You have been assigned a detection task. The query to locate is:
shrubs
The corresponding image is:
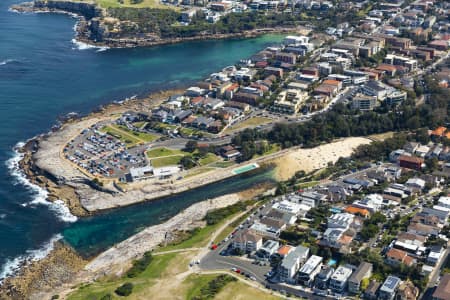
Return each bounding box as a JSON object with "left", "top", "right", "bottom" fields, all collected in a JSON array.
[
  {"left": 126, "top": 251, "right": 153, "bottom": 278},
  {"left": 191, "top": 275, "right": 237, "bottom": 300},
  {"left": 100, "top": 294, "right": 113, "bottom": 300},
  {"left": 204, "top": 201, "right": 249, "bottom": 225},
  {"left": 115, "top": 282, "right": 134, "bottom": 296}
]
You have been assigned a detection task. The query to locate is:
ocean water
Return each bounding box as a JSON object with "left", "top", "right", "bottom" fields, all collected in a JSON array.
[{"left": 0, "top": 0, "right": 282, "bottom": 281}]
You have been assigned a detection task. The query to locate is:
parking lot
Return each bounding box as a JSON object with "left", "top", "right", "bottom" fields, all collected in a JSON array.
[{"left": 63, "top": 122, "right": 148, "bottom": 179}]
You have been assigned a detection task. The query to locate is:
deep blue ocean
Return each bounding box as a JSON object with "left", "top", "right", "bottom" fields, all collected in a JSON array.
[{"left": 0, "top": 0, "right": 281, "bottom": 280}]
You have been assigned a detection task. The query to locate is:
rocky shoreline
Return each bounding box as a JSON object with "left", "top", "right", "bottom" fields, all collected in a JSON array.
[
  {"left": 0, "top": 190, "right": 265, "bottom": 300},
  {"left": 0, "top": 242, "right": 87, "bottom": 300},
  {"left": 11, "top": 1, "right": 297, "bottom": 49},
  {"left": 75, "top": 27, "right": 297, "bottom": 49},
  {"left": 16, "top": 89, "right": 184, "bottom": 217}
]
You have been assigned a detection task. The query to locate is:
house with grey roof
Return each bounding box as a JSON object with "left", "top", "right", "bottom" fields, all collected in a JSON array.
[
  {"left": 232, "top": 229, "right": 263, "bottom": 253},
  {"left": 348, "top": 262, "right": 373, "bottom": 293},
  {"left": 378, "top": 275, "right": 401, "bottom": 300},
  {"left": 279, "top": 245, "right": 310, "bottom": 283}
]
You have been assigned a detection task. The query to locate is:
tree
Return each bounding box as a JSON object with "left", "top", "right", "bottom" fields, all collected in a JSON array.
[
  {"left": 360, "top": 224, "right": 378, "bottom": 241},
  {"left": 415, "top": 128, "right": 430, "bottom": 145},
  {"left": 180, "top": 156, "right": 196, "bottom": 169},
  {"left": 275, "top": 182, "right": 287, "bottom": 195},
  {"left": 184, "top": 140, "right": 198, "bottom": 152},
  {"left": 115, "top": 283, "right": 133, "bottom": 296},
  {"left": 361, "top": 278, "right": 370, "bottom": 291},
  {"left": 426, "top": 157, "right": 439, "bottom": 172}
]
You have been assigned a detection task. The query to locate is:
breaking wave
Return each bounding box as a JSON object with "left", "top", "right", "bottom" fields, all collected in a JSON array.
[
  {"left": 0, "top": 59, "right": 15, "bottom": 66},
  {"left": 0, "top": 234, "right": 63, "bottom": 283},
  {"left": 71, "top": 39, "right": 109, "bottom": 52},
  {"left": 6, "top": 142, "right": 77, "bottom": 223}
]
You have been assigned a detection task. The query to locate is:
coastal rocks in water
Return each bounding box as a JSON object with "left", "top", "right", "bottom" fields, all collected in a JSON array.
[
  {"left": 18, "top": 142, "right": 89, "bottom": 217},
  {"left": 0, "top": 243, "right": 87, "bottom": 300},
  {"left": 33, "top": 0, "right": 103, "bottom": 19}
]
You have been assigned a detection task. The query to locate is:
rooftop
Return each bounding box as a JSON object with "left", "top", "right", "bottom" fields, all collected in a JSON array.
[
  {"left": 380, "top": 275, "right": 401, "bottom": 293},
  {"left": 281, "top": 245, "right": 309, "bottom": 270},
  {"left": 331, "top": 265, "right": 353, "bottom": 282},
  {"left": 278, "top": 245, "right": 293, "bottom": 256},
  {"left": 299, "top": 255, "right": 323, "bottom": 275},
  {"left": 349, "top": 262, "right": 372, "bottom": 283}
]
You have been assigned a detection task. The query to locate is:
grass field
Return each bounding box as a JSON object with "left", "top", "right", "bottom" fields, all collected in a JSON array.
[
  {"left": 67, "top": 208, "right": 280, "bottom": 300},
  {"left": 225, "top": 117, "right": 272, "bottom": 133},
  {"left": 215, "top": 281, "right": 282, "bottom": 300},
  {"left": 147, "top": 148, "right": 220, "bottom": 169},
  {"left": 296, "top": 181, "right": 320, "bottom": 189},
  {"left": 183, "top": 274, "right": 220, "bottom": 300},
  {"left": 116, "top": 125, "right": 158, "bottom": 142},
  {"left": 211, "top": 161, "right": 236, "bottom": 168},
  {"left": 184, "top": 167, "right": 215, "bottom": 178},
  {"left": 147, "top": 147, "right": 187, "bottom": 158},
  {"left": 150, "top": 155, "right": 183, "bottom": 167},
  {"left": 101, "top": 124, "right": 158, "bottom": 148},
  {"left": 73, "top": 0, "right": 175, "bottom": 9},
  {"left": 67, "top": 252, "right": 178, "bottom": 300},
  {"left": 101, "top": 125, "right": 141, "bottom": 148},
  {"left": 198, "top": 153, "right": 220, "bottom": 165},
  {"left": 147, "top": 147, "right": 188, "bottom": 167},
  {"left": 147, "top": 147, "right": 188, "bottom": 158}
]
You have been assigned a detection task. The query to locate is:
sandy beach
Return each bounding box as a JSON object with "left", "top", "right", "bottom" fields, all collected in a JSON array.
[{"left": 272, "top": 137, "right": 372, "bottom": 181}]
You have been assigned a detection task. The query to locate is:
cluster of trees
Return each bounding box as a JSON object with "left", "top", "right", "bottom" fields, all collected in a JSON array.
[
  {"left": 107, "top": 8, "right": 345, "bottom": 39},
  {"left": 360, "top": 212, "right": 386, "bottom": 241},
  {"left": 204, "top": 201, "right": 250, "bottom": 225},
  {"left": 126, "top": 251, "right": 153, "bottom": 278},
  {"left": 305, "top": 204, "right": 331, "bottom": 229},
  {"left": 279, "top": 229, "right": 316, "bottom": 245},
  {"left": 232, "top": 75, "right": 450, "bottom": 160},
  {"left": 108, "top": 8, "right": 180, "bottom": 35}
]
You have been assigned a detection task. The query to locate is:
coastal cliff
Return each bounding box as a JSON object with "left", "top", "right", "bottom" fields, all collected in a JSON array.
[
  {"left": 12, "top": 1, "right": 298, "bottom": 48},
  {"left": 33, "top": 0, "right": 103, "bottom": 19}
]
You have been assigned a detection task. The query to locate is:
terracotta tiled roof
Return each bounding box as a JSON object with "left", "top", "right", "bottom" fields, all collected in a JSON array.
[
  {"left": 277, "top": 245, "right": 293, "bottom": 256},
  {"left": 387, "top": 248, "right": 407, "bottom": 261},
  {"left": 431, "top": 126, "right": 447, "bottom": 136},
  {"left": 345, "top": 206, "right": 370, "bottom": 217}
]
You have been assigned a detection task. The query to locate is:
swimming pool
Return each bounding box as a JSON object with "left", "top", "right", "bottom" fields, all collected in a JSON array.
[
  {"left": 232, "top": 163, "right": 260, "bottom": 175},
  {"left": 328, "top": 259, "right": 337, "bottom": 266}
]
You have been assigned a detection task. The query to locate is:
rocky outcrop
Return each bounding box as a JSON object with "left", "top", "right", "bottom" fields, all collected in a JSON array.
[
  {"left": 0, "top": 243, "right": 87, "bottom": 300},
  {"left": 34, "top": 0, "right": 103, "bottom": 19}
]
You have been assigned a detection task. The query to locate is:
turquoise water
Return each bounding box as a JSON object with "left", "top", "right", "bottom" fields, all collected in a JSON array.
[
  {"left": 232, "top": 163, "right": 259, "bottom": 174},
  {"left": 328, "top": 259, "right": 337, "bottom": 266},
  {"left": 0, "top": 0, "right": 283, "bottom": 278},
  {"left": 64, "top": 168, "right": 275, "bottom": 258}
]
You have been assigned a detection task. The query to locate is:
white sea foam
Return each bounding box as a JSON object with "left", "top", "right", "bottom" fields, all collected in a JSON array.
[
  {"left": 7, "top": 7, "right": 23, "bottom": 14},
  {"left": 0, "top": 234, "right": 63, "bottom": 283},
  {"left": 0, "top": 214, "right": 6, "bottom": 219},
  {"left": 0, "top": 59, "right": 15, "bottom": 66},
  {"left": 71, "top": 38, "right": 109, "bottom": 52},
  {"left": 6, "top": 142, "right": 77, "bottom": 223}
]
